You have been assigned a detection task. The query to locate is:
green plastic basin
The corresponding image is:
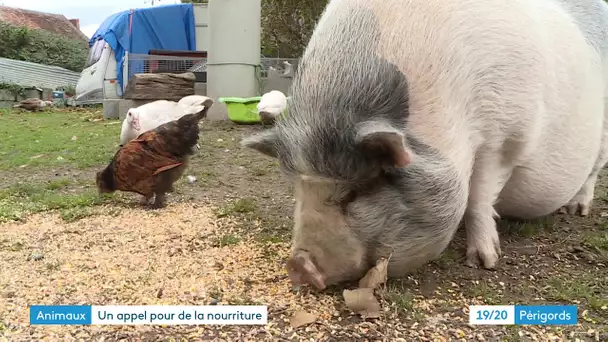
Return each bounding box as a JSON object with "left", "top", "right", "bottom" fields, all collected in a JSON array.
[
  {"left": 219, "top": 96, "right": 289, "bottom": 125},
  {"left": 219, "top": 96, "right": 263, "bottom": 124}
]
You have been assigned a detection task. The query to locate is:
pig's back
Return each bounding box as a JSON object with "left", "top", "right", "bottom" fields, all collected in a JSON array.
[
  {"left": 496, "top": 0, "right": 608, "bottom": 218},
  {"left": 296, "top": 0, "right": 595, "bottom": 166},
  {"left": 296, "top": 0, "right": 606, "bottom": 216}
]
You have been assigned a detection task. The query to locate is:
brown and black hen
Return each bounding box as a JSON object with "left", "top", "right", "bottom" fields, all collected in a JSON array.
[{"left": 96, "top": 98, "right": 213, "bottom": 208}]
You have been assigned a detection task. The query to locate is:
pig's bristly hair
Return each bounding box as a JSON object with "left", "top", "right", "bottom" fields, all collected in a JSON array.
[
  {"left": 272, "top": 5, "right": 410, "bottom": 184},
  {"left": 241, "top": 2, "right": 469, "bottom": 283}
]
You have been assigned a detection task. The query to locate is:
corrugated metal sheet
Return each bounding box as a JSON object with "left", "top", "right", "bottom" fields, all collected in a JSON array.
[{"left": 0, "top": 57, "right": 80, "bottom": 89}]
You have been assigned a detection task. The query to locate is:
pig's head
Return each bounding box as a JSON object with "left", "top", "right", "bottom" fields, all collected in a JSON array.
[
  {"left": 239, "top": 24, "right": 423, "bottom": 288},
  {"left": 242, "top": 118, "right": 415, "bottom": 289},
  {"left": 241, "top": 5, "right": 465, "bottom": 290}
]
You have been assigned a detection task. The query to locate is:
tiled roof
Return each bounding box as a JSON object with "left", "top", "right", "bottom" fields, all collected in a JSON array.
[{"left": 0, "top": 6, "right": 88, "bottom": 42}]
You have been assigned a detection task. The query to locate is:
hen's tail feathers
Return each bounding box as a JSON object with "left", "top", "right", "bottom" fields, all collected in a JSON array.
[
  {"left": 180, "top": 98, "right": 214, "bottom": 123},
  {"left": 173, "top": 98, "right": 214, "bottom": 138}
]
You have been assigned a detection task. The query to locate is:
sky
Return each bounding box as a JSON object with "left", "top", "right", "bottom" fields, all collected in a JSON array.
[{"left": 0, "top": 0, "right": 181, "bottom": 38}]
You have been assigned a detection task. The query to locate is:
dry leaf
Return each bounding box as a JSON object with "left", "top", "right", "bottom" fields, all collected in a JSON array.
[
  {"left": 290, "top": 310, "right": 317, "bottom": 328},
  {"left": 358, "top": 258, "right": 389, "bottom": 289},
  {"left": 343, "top": 288, "right": 381, "bottom": 318}
]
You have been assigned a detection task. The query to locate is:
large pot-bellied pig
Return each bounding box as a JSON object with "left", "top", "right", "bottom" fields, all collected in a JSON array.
[{"left": 241, "top": 0, "right": 608, "bottom": 290}]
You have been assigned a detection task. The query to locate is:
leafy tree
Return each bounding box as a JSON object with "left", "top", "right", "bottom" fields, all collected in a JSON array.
[
  {"left": 179, "top": 0, "right": 326, "bottom": 58},
  {"left": 260, "top": 0, "right": 327, "bottom": 57},
  {"left": 0, "top": 23, "right": 89, "bottom": 72}
]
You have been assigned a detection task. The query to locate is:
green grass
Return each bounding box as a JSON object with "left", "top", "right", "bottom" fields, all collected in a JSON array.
[
  {"left": 214, "top": 198, "right": 257, "bottom": 218},
  {"left": 387, "top": 290, "right": 415, "bottom": 312},
  {"left": 583, "top": 231, "right": 608, "bottom": 251},
  {"left": 0, "top": 110, "right": 121, "bottom": 170},
  {"left": 465, "top": 280, "right": 502, "bottom": 305},
  {"left": 59, "top": 207, "right": 96, "bottom": 223},
  {"left": 545, "top": 275, "right": 608, "bottom": 313},
  {"left": 197, "top": 170, "right": 218, "bottom": 187},
  {"left": 431, "top": 246, "right": 462, "bottom": 268},
  {"left": 382, "top": 284, "right": 426, "bottom": 320},
  {"left": 212, "top": 234, "right": 241, "bottom": 247},
  {"left": 500, "top": 216, "right": 557, "bottom": 238},
  {"left": 0, "top": 181, "right": 116, "bottom": 223},
  {"left": 258, "top": 234, "right": 286, "bottom": 244},
  {"left": 45, "top": 178, "right": 71, "bottom": 190}
]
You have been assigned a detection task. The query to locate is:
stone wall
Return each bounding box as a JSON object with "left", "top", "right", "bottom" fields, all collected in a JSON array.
[{"left": 0, "top": 87, "right": 53, "bottom": 108}]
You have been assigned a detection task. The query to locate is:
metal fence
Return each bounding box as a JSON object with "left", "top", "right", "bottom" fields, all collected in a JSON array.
[
  {"left": 259, "top": 58, "right": 300, "bottom": 78},
  {"left": 126, "top": 53, "right": 208, "bottom": 84},
  {"left": 124, "top": 54, "right": 300, "bottom": 96},
  {"left": 125, "top": 54, "right": 300, "bottom": 84}
]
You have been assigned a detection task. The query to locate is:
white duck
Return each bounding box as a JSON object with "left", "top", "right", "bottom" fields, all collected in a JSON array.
[
  {"left": 119, "top": 96, "right": 213, "bottom": 146},
  {"left": 257, "top": 90, "right": 288, "bottom": 126}
]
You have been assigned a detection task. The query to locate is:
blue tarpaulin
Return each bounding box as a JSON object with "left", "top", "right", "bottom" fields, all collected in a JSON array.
[{"left": 89, "top": 4, "right": 196, "bottom": 92}]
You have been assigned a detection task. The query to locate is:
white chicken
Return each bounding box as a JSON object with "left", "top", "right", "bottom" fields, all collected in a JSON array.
[
  {"left": 119, "top": 96, "right": 213, "bottom": 146},
  {"left": 257, "top": 90, "right": 288, "bottom": 126},
  {"left": 282, "top": 61, "right": 294, "bottom": 77}
]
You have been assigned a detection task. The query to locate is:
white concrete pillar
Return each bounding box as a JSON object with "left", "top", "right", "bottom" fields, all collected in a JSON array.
[{"left": 206, "top": 0, "right": 261, "bottom": 120}]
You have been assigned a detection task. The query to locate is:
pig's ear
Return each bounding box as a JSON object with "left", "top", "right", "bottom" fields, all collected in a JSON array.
[
  {"left": 241, "top": 129, "right": 279, "bottom": 158},
  {"left": 355, "top": 120, "right": 412, "bottom": 168}
]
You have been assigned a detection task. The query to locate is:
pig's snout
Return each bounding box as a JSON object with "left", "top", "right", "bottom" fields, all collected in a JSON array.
[{"left": 286, "top": 249, "right": 326, "bottom": 290}]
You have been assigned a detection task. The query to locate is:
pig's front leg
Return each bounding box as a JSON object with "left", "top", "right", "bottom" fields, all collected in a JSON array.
[
  {"left": 464, "top": 152, "right": 512, "bottom": 269},
  {"left": 564, "top": 172, "right": 600, "bottom": 216}
]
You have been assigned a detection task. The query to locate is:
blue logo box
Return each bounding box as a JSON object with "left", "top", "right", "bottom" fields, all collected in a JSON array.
[
  {"left": 514, "top": 305, "right": 577, "bottom": 325},
  {"left": 30, "top": 305, "right": 92, "bottom": 325}
]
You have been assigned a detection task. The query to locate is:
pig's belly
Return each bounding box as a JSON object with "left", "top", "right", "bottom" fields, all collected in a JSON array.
[{"left": 496, "top": 144, "right": 598, "bottom": 220}]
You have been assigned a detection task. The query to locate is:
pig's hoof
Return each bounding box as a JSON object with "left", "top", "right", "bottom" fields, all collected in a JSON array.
[
  {"left": 563, "top": 197, "right": 592, "bottom": 217},
  {"left": 562, "top": 184, "right": 595, "bottom": 217},
  {"left": 465, "top": 248, "right": 500, "bottom": 269},
  {"left": 465, "top": 233, "right": 501, "bottom": 269}
]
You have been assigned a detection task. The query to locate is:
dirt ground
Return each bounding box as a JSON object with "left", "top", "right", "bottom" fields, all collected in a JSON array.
[{"left": 0, "top": 115, "right": 607, "bottom": 341}]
